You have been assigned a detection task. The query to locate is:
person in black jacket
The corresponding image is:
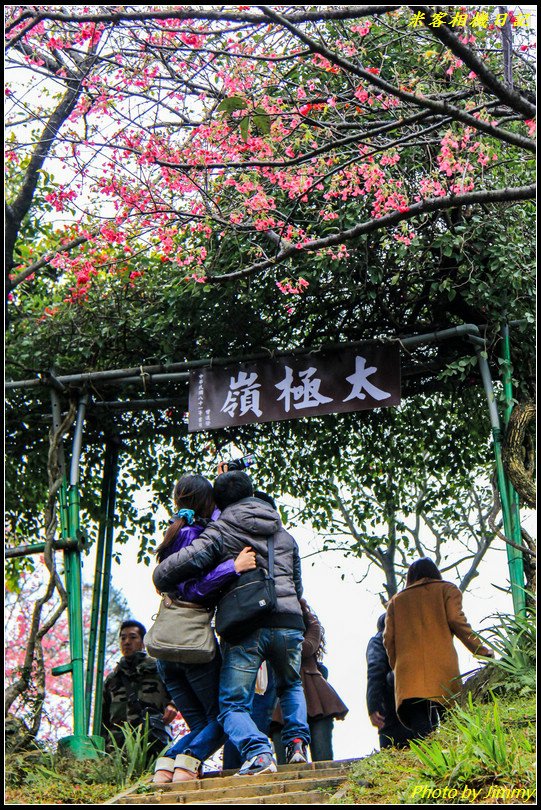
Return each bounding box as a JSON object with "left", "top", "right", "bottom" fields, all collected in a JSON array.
[{"left": 366, "top": 614, "right": 412, "bottom": 749}]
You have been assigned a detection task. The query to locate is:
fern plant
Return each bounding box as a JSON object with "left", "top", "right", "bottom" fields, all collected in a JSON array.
[{"left": 480, "top": 605, "right": 536, "bottom": 696}]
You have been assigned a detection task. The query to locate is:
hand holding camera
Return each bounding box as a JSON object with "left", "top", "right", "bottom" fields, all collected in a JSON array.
[{"left": 218, "top": 453, "right": 256, "bottom": 474}]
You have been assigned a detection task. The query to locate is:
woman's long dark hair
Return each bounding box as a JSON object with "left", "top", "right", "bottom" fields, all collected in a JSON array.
[
  {"left": 300, "top": 598, "right": 326, "bottom": 660},
  {"left": 406, "top": 557, "right": 442, "bottom": 587},
  {"left": 155, "top": 474, "right": 214, "bottom": 562}
]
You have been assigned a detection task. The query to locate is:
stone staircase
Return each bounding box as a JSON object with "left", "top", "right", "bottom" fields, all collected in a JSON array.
[{"left": 106, "top": 759, "right": 360, "bottom": 805}]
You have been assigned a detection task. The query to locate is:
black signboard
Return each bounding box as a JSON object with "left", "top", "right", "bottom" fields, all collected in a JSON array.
[{"left": 188, "top": 344, "right": 401, "bottom": 432}]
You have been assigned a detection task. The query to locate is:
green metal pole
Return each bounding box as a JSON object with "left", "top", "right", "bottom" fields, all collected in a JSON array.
[
  {"left": 65, "top": 394, "right": 89, "bottom": 738},
  {"left": 471, "top": 341, "right": 526, "bottom": 615},
  {"left": 92, "top": 440, "right": 120, "bottom": 737},
  {"left": 84, "top": 445, "right": 112, "bottom": 731},
  {"left": 49, "top": 388, "right": 72, "bottom": 676},
  {"left": 50, "top": 386, "right": 73, "bottom": 687},
  {"left": 51, "top": 392, "right": 102, "bottom": 758},
  {"left": 5, "top": 538, "right": 84, "bottom": 559},
  {"left": 50, "top": 390, "right": 70, "bottom": 542},
  {"left": 500, "top": 325, "right": 526, "bottom": 614}
]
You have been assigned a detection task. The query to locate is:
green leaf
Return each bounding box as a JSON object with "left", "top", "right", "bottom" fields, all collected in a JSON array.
[
  {"left": 217, "top": 96, "right": 248, "bottom": 114},
  {"left": 252, "top": 113, "right": 271, "bottom": 135},
  {"left": 239, "top": 116, "right": 250, "bottom": 141}
]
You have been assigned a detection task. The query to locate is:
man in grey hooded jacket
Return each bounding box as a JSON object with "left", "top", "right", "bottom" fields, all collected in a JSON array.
[{"left": 153, "top": 471, "right": 310, "bottom": 776}]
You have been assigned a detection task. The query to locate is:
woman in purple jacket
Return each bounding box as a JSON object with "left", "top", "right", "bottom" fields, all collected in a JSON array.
[{"left": 152, "top": 474, "right": 256, "bottom": 784}]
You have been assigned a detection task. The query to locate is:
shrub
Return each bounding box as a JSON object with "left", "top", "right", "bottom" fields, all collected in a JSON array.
[{"left": 103, "top": 717, "right": 167, "bottom": 786}]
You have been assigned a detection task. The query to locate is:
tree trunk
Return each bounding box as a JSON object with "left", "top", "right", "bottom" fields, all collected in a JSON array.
[
  {"left": 4, "top": 401, "right": 75, "bottom": 727},
  {"left": 502, "top": 402, "right": 536, "bottom": 508}
]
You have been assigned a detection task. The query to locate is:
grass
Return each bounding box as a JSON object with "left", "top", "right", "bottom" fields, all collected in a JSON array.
[
  {"left": 4, "top": 721, "right": 164, "bottom": 805},
  {"left": 5, "top": 694, "right": 536, "bottom": 806},
  {"left": 6, "top": 696, "right": 536, "bottom": 805},
  {"left": 331, "top": 694, "right": 536, "bottom": 805},
  {"left": 5, "top": 696, "right": 536, "bottom": 805},
  {"left": 4, "top": 749, "right": 122, "bottom": 805}
]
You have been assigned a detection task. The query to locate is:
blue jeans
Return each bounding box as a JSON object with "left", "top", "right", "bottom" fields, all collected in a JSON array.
[
  {"left": 219, "top": 628, "right": 310, "bottom": 762},
  {"left": 222, "top": 667, "right": 277, "bottom": 770},
  {"left": 273, "top": 716, "right": 334, "bottom": 763},
  {"left": 156, "top": 652, "right": 226, "bottom": 762}
]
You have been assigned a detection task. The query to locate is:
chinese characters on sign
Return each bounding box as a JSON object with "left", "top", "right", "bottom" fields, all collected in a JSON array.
[
  {"left": 188, "top": 344, "right": 401, "bottom": 432},
  {"left": 408, "top": 10, "right": 531, "bottom": 28}
]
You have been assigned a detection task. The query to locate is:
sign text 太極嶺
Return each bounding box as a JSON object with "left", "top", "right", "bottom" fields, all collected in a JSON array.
[{"left": 188, "top": 344, "right": 401, "bottom": 432}]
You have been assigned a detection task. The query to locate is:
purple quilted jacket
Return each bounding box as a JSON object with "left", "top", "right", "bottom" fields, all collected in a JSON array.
[{"left": 161, "top": 509, "right": 238, "bottom": 605}]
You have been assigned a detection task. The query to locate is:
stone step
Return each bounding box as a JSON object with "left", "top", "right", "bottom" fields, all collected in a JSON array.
[
  {"left": 164, "top": 762, "right": 354, "bottom": 793},
  {"left": 109, "top": 759, "right": 362, "bottom": 805},
  {"left": 186, "top": 789, "right": 336, "bottom": 804},
  {"left": 121, "top": 775, "right": 345, "bottom": 804}
]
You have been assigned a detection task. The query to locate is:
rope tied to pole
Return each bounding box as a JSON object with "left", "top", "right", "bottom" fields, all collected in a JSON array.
[{"left": 139, "top": 366, "right": 150, "bottom": 393}]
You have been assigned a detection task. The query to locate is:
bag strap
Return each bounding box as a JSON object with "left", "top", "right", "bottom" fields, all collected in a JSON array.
[
  {"left": 161, "top": 593, "right": 210, "bottom": 611},
  {"left": 268, "top": 534, "right": 275, "bottom": 580}
]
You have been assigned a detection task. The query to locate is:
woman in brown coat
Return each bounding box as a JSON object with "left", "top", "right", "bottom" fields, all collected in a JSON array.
[
  {"left": 271, "top": 599, "right": 348, "bottom": 762},
  {"left": 383, "top": 558, "right": 492, "bottom": 739}
]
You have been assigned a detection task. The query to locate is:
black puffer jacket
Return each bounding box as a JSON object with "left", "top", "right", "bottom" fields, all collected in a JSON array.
[
  {"left": 153, "top": 496, "right": 304, "bottom": 632},
  {"left": 366, "top": 631, "right": 399, "bottom": 729}
]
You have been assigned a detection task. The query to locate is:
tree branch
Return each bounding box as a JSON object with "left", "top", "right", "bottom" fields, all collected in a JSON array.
[
  {"left": 8, "top": 234, "right": 91, "bottom": 292},
  {"left": 258, "top": 5, "right": 536, "bottom": 153},
  {"left": 6, "top": 6, "right": 401, "bottom": 47},
  {"left": 5, "top": 35, "right": 104, "bottom": 289},
  {"left": 413, "top": 6, "right": 535, "bottom": 117},
  {"left": 207, "top": 183, "right": 536, "bottom": 282}
]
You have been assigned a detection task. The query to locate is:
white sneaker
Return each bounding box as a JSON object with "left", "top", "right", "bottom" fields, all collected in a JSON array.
[{"left": 236, "top": 752, "right": 277, "bottom": 776}]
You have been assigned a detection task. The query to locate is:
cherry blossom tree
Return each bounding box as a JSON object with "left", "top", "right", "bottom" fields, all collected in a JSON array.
[
  {"left": 5, "top": 5, "right": 535, "bottom": 305},
  {"left": 5, "top": 565, "right": 131, "bottom": 747}
]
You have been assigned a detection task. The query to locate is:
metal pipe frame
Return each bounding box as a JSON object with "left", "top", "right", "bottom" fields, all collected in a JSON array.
[
  {"left": 500, "top": 324, "right": 527, "bottom": 613},
  {"left": 404, "top": 323, "right": 526, "bottom": 614},
  {"left": 85, "top": 442, "right": 113, "bottom": 732},
  {"left": 92, "top": 440, "right": 120, "bottom": 738},
  {"left": 65, "top": 394, "right": 89, "bottom": 736},
  {"left": 91, "top": 397, "right": 187, "bottom": 412},
  {"left": 6, "top": 331, "right": 496, "bottom": 392},
  {"left": 16, "top": 317, "right": 530, "bottom": 745},
  {"left": 6, "top": 538, "right": 85, "bottom": 559},
  {"left": 8, "top": 322, "right": 529, "bottom": 395}
]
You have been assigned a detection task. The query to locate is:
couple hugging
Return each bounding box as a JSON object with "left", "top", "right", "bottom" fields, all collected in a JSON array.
[{"left": 151, "top": 470, "right": 310, "bottom": 782}]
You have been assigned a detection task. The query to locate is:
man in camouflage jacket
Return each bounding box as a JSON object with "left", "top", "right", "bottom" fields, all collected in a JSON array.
[{"left": 101, "top": 620, "right": 177, "bottom": 752}]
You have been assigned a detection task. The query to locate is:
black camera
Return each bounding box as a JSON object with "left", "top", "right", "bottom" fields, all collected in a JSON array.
[{"left": 224, "top": 453, "right": 256, "bottom": 471}]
